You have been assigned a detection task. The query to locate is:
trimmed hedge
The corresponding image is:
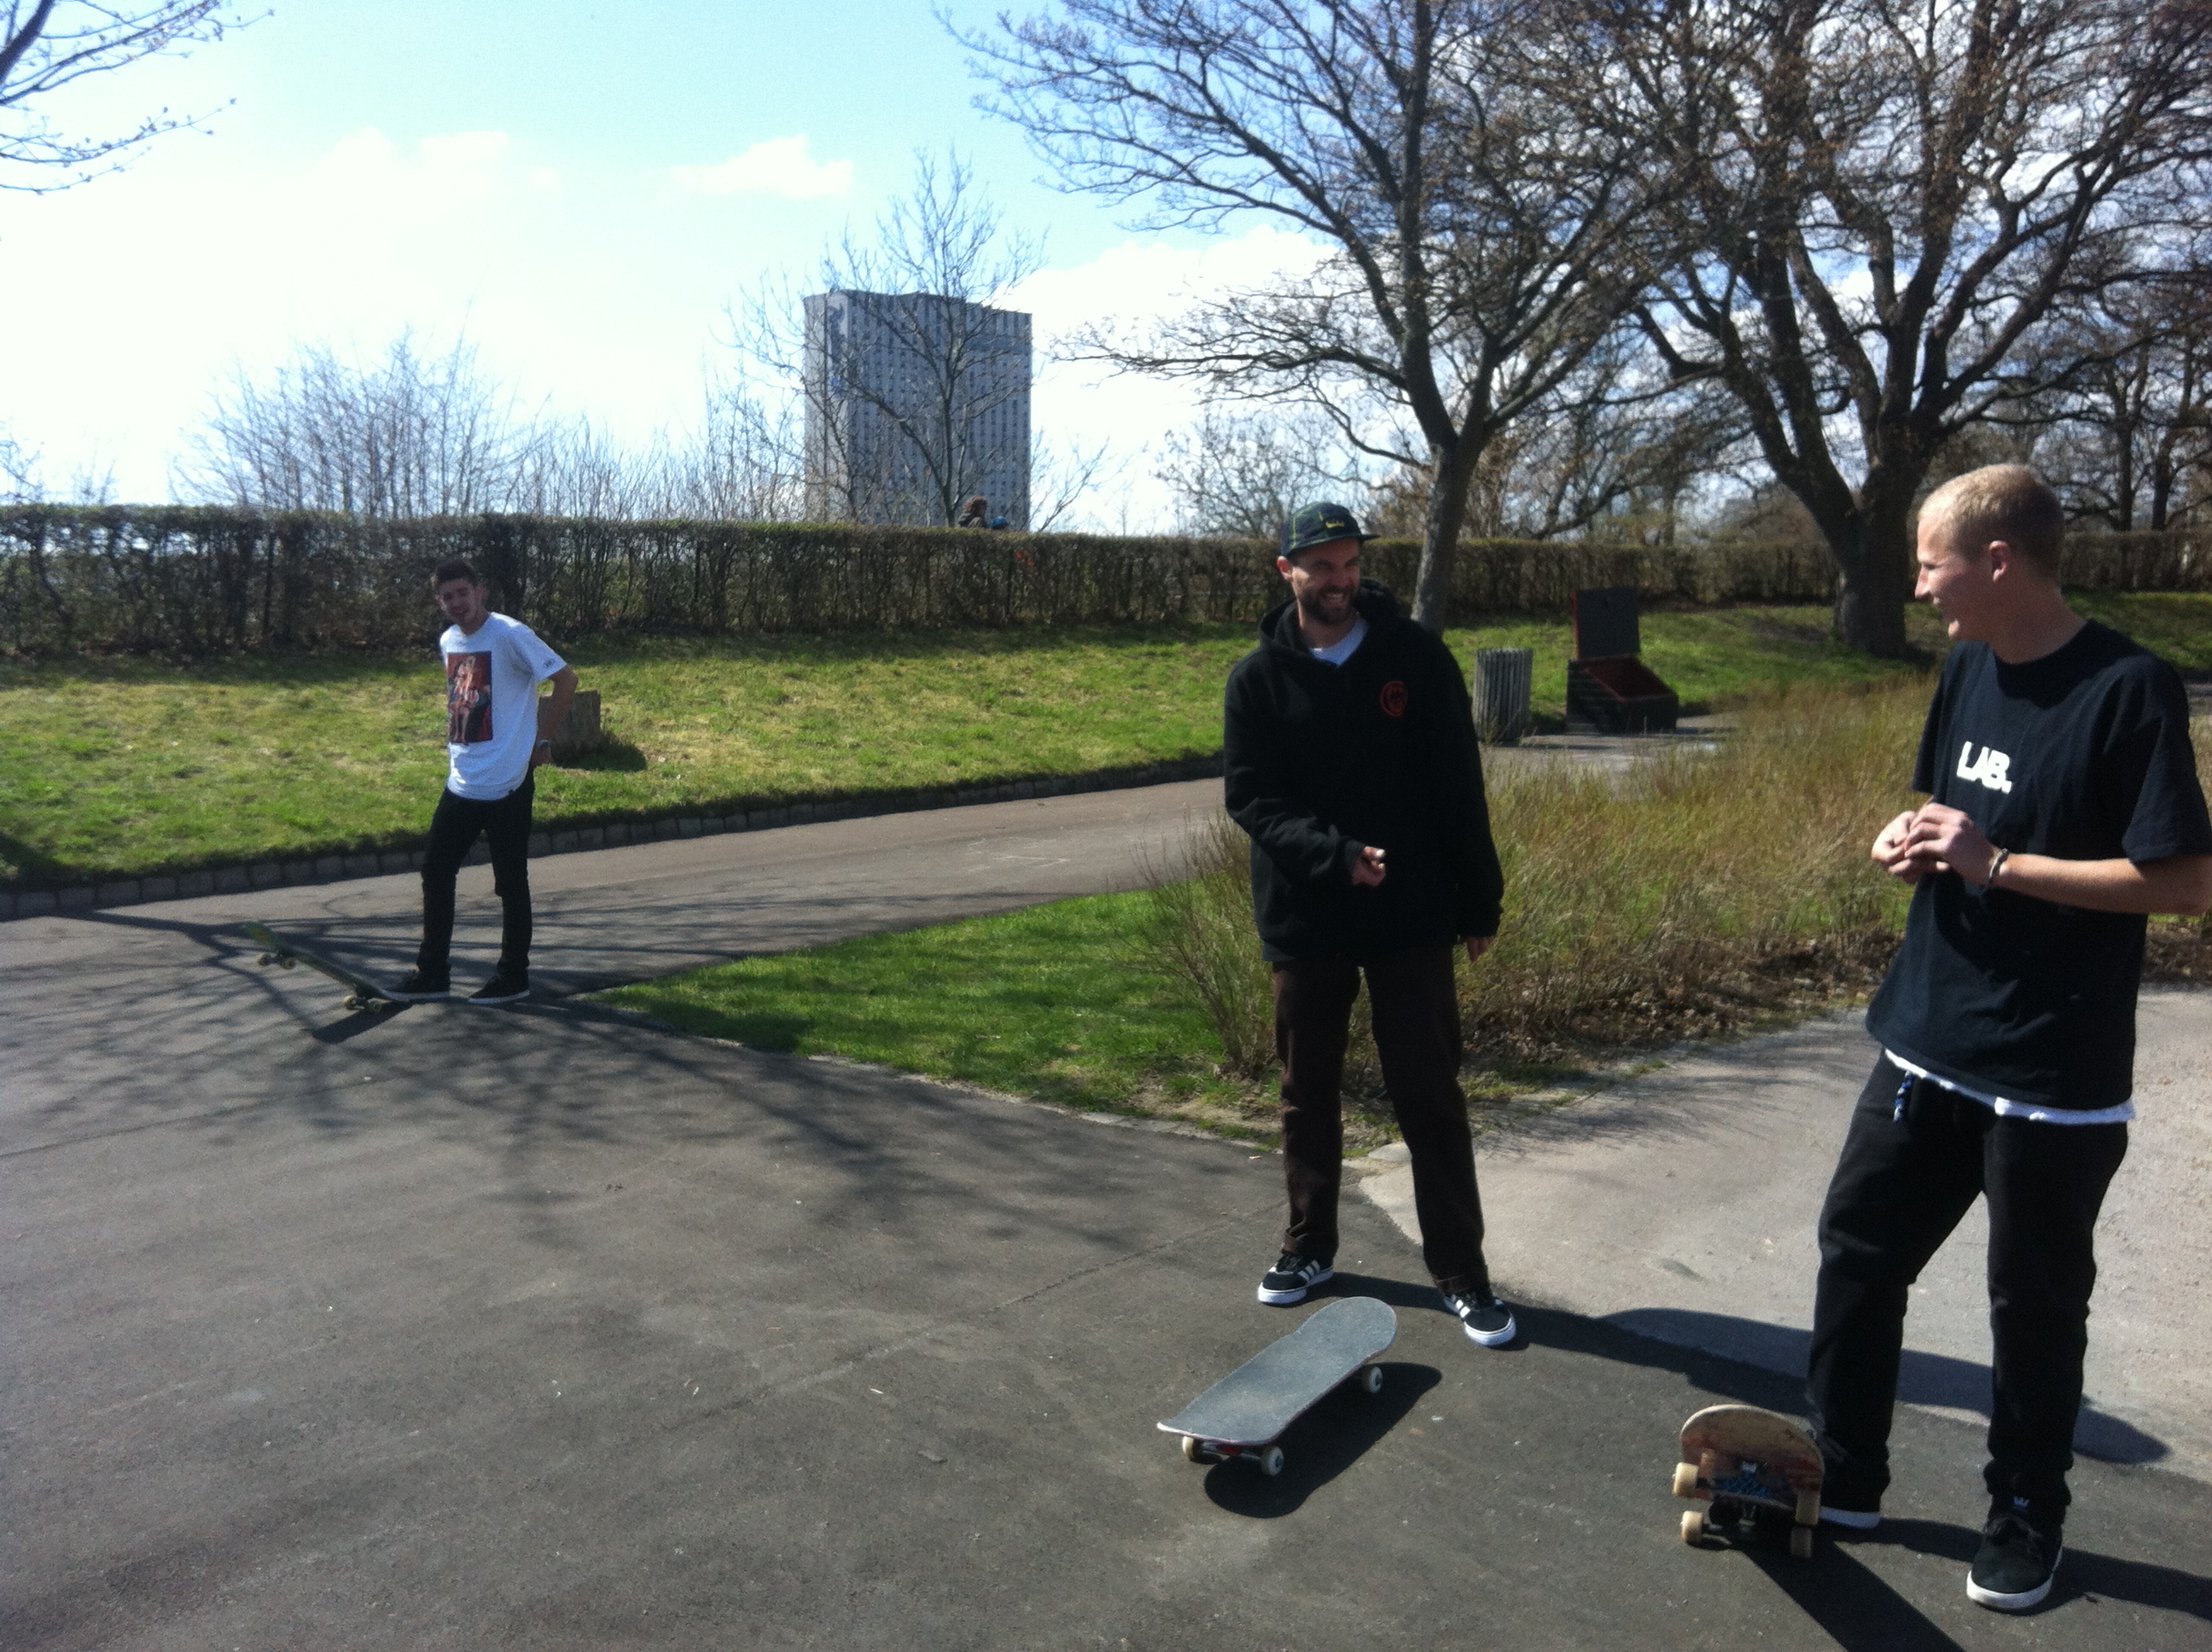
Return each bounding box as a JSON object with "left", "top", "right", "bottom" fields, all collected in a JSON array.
[{"left": 2, "top": 505, "right": 2202, "bottom": 655}]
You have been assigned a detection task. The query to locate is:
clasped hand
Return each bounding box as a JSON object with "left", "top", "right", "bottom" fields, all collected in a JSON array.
[{"left": 1871, "top": 802, "right": 2000, "bottom": 887}]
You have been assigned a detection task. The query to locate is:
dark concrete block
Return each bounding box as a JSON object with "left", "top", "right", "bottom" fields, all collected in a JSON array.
[
  {"left": 678, "top": 818, "right": 703, "bottom": 838},
  {"left": 315, "top": 856, "right": 346, "bottom": 880},
  {"left": 143, "top": 876, "right": 178, "bottom": 902},
  {"left": 179, "top": 871, "right": 215, "bottom": 899},
  {"left": 58, "top": 887, "right": 95, "bottom": 912},
  {"left": 16, "top": 890, "right": 58, "bottom": 918},
  {"left": 528, "top": 834, "right": 552, "bottom": 856},
  {"left": 343, "top": 854, "right": 379, "bottom": 878},
  {"left": 215, "top": 866, "right": 253, "bottom": 893},
  {"left": 96, "top": 880, "right": 141, "bottom": 907}
]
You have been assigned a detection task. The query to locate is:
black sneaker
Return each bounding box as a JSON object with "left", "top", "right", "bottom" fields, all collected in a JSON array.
[
  {"left": 1967, "top": 1498, "right": 2064, "bottom": 1612},
  {"left": 468, "top": 971, "right": 530, "bottom": 1005},
  {"left": 1257, "top": 1252, "right": 1333, "bottom": 1305},
  {"left": 389, "top": 968, "right": 451, "bottom": 1001},
  {"left": 1443, "top": 1290, "right": 1517, "bottom": 1347}
]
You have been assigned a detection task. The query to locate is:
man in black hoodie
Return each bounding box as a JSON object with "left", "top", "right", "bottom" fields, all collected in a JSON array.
[{"left": 1223, "top": 502, "right": 1516, "bottom": 1347}]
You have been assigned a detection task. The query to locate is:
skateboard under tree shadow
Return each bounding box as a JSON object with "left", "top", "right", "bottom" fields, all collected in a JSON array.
[
  {"left": 1158, "top": 1296, "right": 1396, "bottom": 1476},
  {"left": 1672, "top": 1403, "right": 1824, "bottom": 1559},
  {"left": 243, "top": 920, "right": 400, "bottom": 1014}
]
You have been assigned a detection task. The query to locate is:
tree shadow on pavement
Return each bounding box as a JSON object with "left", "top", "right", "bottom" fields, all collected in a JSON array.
[{"left": 1199, "top": 1361, "right": 1440, "bottom": 1519}]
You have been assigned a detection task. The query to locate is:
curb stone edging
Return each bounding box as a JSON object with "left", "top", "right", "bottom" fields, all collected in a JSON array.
[{"left": 0, "top": 753, "right": 1226, "bottom": 921}]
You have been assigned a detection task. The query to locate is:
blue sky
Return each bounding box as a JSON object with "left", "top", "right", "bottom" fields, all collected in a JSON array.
[{"left": 0, "top": 0, "right": 1318, "bottom": 515}]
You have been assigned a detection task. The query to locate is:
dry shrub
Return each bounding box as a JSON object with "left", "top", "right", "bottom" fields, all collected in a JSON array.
[{"left": 1144, "top": 678, "right": 1936, "bottom": 1077}]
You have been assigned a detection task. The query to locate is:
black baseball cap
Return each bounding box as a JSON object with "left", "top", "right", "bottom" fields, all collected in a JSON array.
[{"left": 1279, "top": 501, "right": 1375, "bottom": 559}]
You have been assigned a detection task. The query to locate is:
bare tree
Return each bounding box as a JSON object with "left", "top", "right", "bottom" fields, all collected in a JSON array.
[
  {"left": 1990, "top": 274, "right": 2212, "bottom": 532},
  {"left": 1155, "top": 407, "right": 1357, "bottom": 538},
  {"left": 2, "top": 1, "right": 251, "bottom": 190},
  {"left": 177, "top": 332, "right": 544, "bottom": 517},
  {"left": 732, "top": 152, "right": 1041, "bottom": 527},
  {"left": 1030, "top": 430, "right": 1121, "bottom": 530},
  {"left": 1551, "top": 0, "right": 2212, "bottom": 654},
  {"left": 967, "top": 0, "right": 1650, "bottom": 628}
]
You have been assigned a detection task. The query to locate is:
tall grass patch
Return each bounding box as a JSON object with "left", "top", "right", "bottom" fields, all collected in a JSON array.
[{"left": 1145, "top": 680, "right": 1934, "bottom": 1080}]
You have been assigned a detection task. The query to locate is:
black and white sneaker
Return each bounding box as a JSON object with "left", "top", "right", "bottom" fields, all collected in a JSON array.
[
  {"left": 1967, "top": 1498, "right": 2063, "bottom": 1612},
  {"left": 389, "top": 968, "right": 451, "bottom": 1001},
  {"left": 1444, "top": 1291, "right": 1517, "bottom": 1347},
  {"left": 1257, "top": 1252, "right": 1333, "bottom": 1305},
  {"left": 467, "top": 972, "right": 530, "bottom": 1005}
]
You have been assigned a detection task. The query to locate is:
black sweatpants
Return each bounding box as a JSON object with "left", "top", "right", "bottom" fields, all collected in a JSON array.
[
  {"left": 1807, "top": 1054, "right": 2128, "bottom": 1513},
  {"left": 416, "top": 775, "right": 536, "bottom": 977},
  {"left": 1272, "top": 945, "right": 1492, "bottom": 1298}
]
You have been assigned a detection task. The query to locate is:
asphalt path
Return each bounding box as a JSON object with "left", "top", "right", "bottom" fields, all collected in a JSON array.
[{"left": 6, "top": 781, "right": 2210, "bottom": 1648}]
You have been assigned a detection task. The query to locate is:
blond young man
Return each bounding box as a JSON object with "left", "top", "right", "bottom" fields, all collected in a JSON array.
[{"left": 1807, "top": 466, "right": 2212, "bottom": 1610}]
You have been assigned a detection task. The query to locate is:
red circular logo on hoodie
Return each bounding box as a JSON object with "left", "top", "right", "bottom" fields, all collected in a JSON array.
[{"left": 1379, "top": 679, "right": 1408, "bottom": 718}]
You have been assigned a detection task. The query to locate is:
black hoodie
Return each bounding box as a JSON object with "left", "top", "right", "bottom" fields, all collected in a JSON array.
[{"left": 1223, "top": 579, "right": 1505, "bottom": 961}]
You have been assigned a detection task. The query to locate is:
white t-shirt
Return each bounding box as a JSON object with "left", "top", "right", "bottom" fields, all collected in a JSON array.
[
  {"left": 439, "top": 612, "right": 567, "bottom": 800},
  {"left": 1309, "top": 614, "right": 1369, "bottom": 666}
]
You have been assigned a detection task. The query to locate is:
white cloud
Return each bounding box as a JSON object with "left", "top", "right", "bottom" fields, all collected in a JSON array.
[
  {"left": 670, "top": 135, "right": 853, "bottom": 199},
  {"left": 1006, "top": 226, "right": 1333, "bottom": 528}
]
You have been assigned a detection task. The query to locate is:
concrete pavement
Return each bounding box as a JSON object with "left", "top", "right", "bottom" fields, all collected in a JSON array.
[
  {"left": 1365, "top": 991, "right": 2212, "bottom": 1481},
  {"left": 6, "top": 782, "right": 2212, "bottom": 1647}
]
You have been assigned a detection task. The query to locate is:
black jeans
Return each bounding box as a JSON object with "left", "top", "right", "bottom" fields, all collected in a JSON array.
[
  {"left": 1272, "top": 945, "right": 1492, "bottom": 1298},
  {"left": 417, "top": 775, "right": 535, "bottom": 978},
  {"left": 1807, "top": 1055, "right": 2128, "bottom": 1512}
]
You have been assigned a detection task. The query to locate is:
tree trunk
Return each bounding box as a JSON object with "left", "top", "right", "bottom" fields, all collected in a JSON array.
[
  {"left": 1826, "top": 486, "right": 1914, "bottom": 657},
  {"left": 1410, "top": 438, "right": 1475, "bottom": 632}
]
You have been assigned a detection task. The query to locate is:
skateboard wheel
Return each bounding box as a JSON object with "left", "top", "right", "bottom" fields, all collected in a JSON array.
[
  {"left": 278, "top": 956, "right": 298, "bottom": 969},
  {"left": 1361, "top": 1364, "right": 1384, "bottom": 1394},
  {"left": 1258, "top": 1446, "right": 1284, "bottom": 1477},
  {"left": 257, "top": 952, "right": 276, "bottom": 967},
  {"left": 1181, "top": 1436, "right": 1203, "bottom": 1463},
  {"left": 1672, "top": 1462, "right": 1701, "bottom": 1499},
  {"left": 342, "top": 995, "right": 363, "bottom": 1010},
  {"left": 1680, "top": 1509, "right": 1705, "bottom": 1545},
  {"left": 1796, "top": 1489, "right": 1821, "bottom": 1526},
  {"left": 1790, "top": 1525, "right": 1814, "bottom": 1561}
]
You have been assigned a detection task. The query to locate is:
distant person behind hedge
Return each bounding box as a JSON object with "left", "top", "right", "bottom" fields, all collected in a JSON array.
[
  {"left": 957, "top": 494, "right": 1010, "bottom": 529},
  {"left": 392, "top": 559, "right": 577, "bottom": 1005}
]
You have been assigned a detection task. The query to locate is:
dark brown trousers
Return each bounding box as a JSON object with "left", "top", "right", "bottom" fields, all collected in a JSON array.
[{"left": 1272, "top": 945, "right": 1491, "bottom": 1297}]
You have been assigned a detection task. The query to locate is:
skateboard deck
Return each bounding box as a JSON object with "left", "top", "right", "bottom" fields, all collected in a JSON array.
[
  {"left": 243, "top": 920, "right": 399, "bottom": 1014},
  {"left": 1159, "top": 1295, "right": 1395, "bottom": 1475},
  {"left": 1672, "top": 1403, "right": 1824, "bottom": 1559}
]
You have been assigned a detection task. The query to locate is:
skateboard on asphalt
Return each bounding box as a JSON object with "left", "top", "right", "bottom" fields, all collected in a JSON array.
[
  {"left": 1159, "top": 1295, "right": 1396, "bottom": 1476},
  {"left": 1672, "top": 1403, "right": 1824, "bottom": 1559},
  {"left": 242, "top": 920, "right": 400, "bottom": 1014}
]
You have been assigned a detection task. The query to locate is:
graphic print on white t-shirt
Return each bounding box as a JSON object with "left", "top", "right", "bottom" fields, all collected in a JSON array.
[
  {"left": 1956, "top": 740, "right": 2014, "bottom": 794},
  {"left": 446, "top": 652, "right": 493, "bottom": 744},
  {"left": 439, "top": 613, "right": 566, "bottom": 800}
]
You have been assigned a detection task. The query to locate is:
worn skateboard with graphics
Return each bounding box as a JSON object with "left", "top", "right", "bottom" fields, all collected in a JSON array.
[
  {"left": 1672, "top": 1403, "right": 1824, "bottom": 1559},
  {"left": 1159, "top": 1296, "right": 1395, "bottom": 1476},
  {"left": 243, "top": 920, "right": 400, "bottom": 1014}
]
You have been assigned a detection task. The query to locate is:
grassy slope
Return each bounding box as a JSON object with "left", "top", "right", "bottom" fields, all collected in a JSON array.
[
  {"left": 598, "top": 889, "right": 1267, "bottom": 1134},
  {"left": 4, "top": 592, "right": 2206, "bottom": 884}
]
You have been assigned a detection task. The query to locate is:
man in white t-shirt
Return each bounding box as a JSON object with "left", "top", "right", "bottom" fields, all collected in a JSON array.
[{"left": 392, "top": 558, "right": 577, "bottom": 1004}]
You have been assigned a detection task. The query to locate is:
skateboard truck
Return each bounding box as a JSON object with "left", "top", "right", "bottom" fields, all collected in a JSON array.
[{"left": 1672, "top": 1403, "right": 1824, "bottom": 1560}]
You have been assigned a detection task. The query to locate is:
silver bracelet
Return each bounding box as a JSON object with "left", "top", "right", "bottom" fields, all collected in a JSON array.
[{"left": 1985, "top": 846, "right": 2010, "bottom": 887}]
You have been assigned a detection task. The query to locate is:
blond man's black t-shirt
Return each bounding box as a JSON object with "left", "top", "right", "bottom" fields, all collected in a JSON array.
[{"left": 1865, "top": 620, "right": 2211, "bottom": 1111}]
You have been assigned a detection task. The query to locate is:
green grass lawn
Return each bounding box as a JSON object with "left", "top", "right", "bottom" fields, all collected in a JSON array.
[
  {"left": 597, "top": 889, "right": 1278, "bottom": 1139},
  {"left": 3, "top": 592, "right": 2205, "bottom": 886}
]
